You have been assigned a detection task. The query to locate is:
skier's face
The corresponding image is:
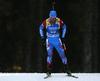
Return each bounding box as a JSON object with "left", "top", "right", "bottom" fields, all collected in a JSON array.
[{"left": 50, "top": 17, "right": 56, "bottom": 23}]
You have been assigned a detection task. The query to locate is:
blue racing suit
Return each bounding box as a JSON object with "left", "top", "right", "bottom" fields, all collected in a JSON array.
[{"left": 39, "top": 17, "right": 67, "bottom": 66}]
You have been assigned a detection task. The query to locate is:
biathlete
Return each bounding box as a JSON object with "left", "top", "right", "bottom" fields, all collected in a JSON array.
[{"left": 39, "top": 10, "right": 72, "bottom": 77}]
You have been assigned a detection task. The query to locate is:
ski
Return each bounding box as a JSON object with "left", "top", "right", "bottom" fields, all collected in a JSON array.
[
  {"left": 67, "top": 75, "right": 78, "bottom": 78},
  {"left": 44, "top": 75, "right": 51, "bottom": 79},
  {"left": 44, "top": 75, "right": 78, "bottom": 79}
]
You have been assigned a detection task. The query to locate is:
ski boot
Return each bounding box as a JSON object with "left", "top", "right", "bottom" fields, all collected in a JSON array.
[
  {"left": 47, "top": 65, "right": 51, "bottom": 76},
  {"left": 64, "top": 64, "right": 72, "bottom": 76}
]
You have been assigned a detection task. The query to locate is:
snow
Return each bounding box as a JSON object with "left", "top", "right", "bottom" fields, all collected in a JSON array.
[{"left": 0, "top": 73, "right": 100, "bottom": 81}]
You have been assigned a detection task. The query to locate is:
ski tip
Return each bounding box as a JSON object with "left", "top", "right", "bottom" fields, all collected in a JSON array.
[
  {"left": 74, "top": 76, "right": 78, "bottom": 78},
  {"left": 67, "top": 75, "right": 78, "bottom": 79},
  {"left": 44, "top": 75, "right": 51, "bottom": 79}
]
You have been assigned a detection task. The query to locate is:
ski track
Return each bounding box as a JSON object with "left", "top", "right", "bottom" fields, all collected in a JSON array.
[{"left": 0, "top": 73, "right": 100, "bottom": 81}]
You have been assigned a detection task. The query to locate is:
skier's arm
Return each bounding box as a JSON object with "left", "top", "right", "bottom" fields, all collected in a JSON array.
[
  {"left": 62, "top": 24, "right": 66, "bottom": 38},
  {"left": 60, "top": 20, "right": 67, "bottom": 50},
  {"left": 39, "top": 20, "right": 46, "bottom": 45},
  {"left": 60, "top": 20, "right": 66, "bottom": 38},
  {"left": 39, "top": 20, "right": 46, "bottom": 38},
  {"left": 39, "top": 25, "right": 44, "bottom": 37}
]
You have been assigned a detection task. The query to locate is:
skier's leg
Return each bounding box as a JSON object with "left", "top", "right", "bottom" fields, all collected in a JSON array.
[
  {"left": 46, "top": 39, "right": 53, "bottom": 75},
  {"left": 54, "top": 38, "right": 67, "bottom": 64},
  {"left": 64, "top": 64, "right": 71, "bottom": 76},
  {"left": 55, "top": 38, "right": 71, "bottom": 75}
]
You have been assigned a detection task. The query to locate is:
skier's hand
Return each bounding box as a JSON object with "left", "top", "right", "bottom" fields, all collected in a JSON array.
[
  {"left": 61, "top": 38, "right": 66, "bottom": 50},
  {"left": 41, "top": 37, "right": 46, "bottom": 45},
  {"left": 61, "top": 38, "right": 65, "bottom": 44}
]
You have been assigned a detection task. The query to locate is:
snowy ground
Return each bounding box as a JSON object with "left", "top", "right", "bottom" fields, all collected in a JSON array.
[{"left": 0, "top": 73, "right": 100, "bottom": 81}]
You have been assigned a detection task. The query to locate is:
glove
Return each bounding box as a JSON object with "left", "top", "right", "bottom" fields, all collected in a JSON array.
[
  {"left": 41, "top": 37, "right": 46, "bottom": 45},
  {"left": 61, "top": 38, "right": 66, "bottom": 50},
  {"left": 61, "top": 38, "right": 65, "bottom": 44}
]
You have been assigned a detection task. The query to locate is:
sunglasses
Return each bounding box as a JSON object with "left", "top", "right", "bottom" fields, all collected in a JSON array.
[{"left": 50, "top": 17, "right": 56, "bottom": 19}]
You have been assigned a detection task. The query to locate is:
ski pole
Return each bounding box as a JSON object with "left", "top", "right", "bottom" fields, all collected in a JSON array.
[{"left": 63, "top": 43, "right": 66, "bottom": 50}]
